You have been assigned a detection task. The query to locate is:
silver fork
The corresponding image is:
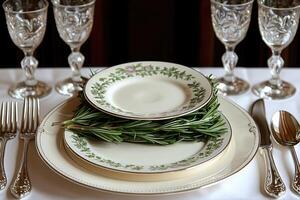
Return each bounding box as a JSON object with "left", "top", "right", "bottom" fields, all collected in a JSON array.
[
  {"left": 10, "top": 97, "right": 39, "bottom": 199},
  {"left": 0, "top": 102, "right": 18, "bottom": 190}
]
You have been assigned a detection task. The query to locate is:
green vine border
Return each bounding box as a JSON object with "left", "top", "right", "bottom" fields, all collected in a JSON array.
[
  {"left": 70, "top": 133, "right": 224, "bottom": 172},
  {"left": 90, "top": 64, "right": 207, "bottom": 117}
]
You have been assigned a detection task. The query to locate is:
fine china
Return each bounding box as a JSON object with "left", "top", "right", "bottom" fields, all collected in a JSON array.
[
  {"left": 63, "top": 117, "right": 231, "bottom": 176},
  {"left": 84, "top": 61, "right": 213, "bottom": 120},
  {"left": 36, "top": 96, "right": 259, "bottom": 195}
]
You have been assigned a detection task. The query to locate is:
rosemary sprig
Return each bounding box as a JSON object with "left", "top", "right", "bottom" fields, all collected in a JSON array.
[{"left": 62, "top": 76, "right": 227, "bottom": 145}]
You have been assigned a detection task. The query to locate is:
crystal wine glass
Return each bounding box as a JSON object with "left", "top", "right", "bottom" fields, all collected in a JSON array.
[
  {"left": 252, "top": 0, "right": 300, "bottom": 99},
  {"left": 52, "top": 0, "right": 95, "bottom": 96},
  {"left": 211, "top": 0, "right": 254, "bottom": 95},
  {"left": 3, "top": 0, "right": 52, "bottom": 99}
]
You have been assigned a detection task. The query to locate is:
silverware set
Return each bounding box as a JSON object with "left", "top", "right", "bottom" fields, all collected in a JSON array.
[
  {"left": 0, "top": 97, "right": 40, "bottom": 199},
  {"left": 251, "top": 99, "right": 300, "bottom": 198}
]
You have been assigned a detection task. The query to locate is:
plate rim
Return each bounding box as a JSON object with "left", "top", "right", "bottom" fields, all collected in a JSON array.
[
  {"left": 35, "top": 96, "right": 260, "bottom": 195},
  {"left": 83, "top": 61, "right": 213, "bottom": 120},
  {"left": 63, "top": 115, "right": 232, "bottom": 175}
]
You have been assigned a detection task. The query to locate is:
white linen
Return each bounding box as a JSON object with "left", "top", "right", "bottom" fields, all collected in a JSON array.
[{"left": 0, "top": 67, "right": 299, "bottom": 200}]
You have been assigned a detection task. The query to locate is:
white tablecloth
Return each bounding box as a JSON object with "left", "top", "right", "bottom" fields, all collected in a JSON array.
[{"left": 0, "top": 67, "right": 300, "bottom": 200}]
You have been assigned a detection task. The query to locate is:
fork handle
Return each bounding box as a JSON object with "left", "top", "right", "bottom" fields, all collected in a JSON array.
[
  {"left": 10, "top": 138, "right": 32, "bottom": 199},
  {"left": 0, "top": 138, "right": 8, "bottom": 190}
]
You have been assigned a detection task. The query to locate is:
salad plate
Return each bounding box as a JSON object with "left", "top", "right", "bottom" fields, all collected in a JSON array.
[
  {"left": 36, "top": 96, "right": 259, "bottom": 195},
  {"left": 63, "top": 115, "right": 231, "bottom": 180},
  {"left": 84, "top": 61, "right": 213, "bottom": 120}
]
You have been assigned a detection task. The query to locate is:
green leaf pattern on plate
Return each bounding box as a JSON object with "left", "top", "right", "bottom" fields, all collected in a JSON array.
[
  {"left": 90, "top": 64, "right": 207, "bottom": 117},
  {"left": 71, "top": 133, "right": 224, "bottom": 172}
]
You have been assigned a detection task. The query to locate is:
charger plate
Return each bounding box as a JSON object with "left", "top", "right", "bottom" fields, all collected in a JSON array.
[
  {"left": 36, "top": 96, "right": 259, "bottom": 195},
  {"left": 84, "top": 61, "right": 213, "bottom": 120}
]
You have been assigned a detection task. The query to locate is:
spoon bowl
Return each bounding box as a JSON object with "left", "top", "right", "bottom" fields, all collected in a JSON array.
[
  {"left": 271, "top": 110, "right": 300, "bottom": 195},
  {"left": 271, "top": 111, "right": 300, "bottom": 146}
]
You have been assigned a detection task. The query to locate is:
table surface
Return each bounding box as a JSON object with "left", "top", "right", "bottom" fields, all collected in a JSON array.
[{"left": 0, "top": 67, "right": 300, "bottom": 200}]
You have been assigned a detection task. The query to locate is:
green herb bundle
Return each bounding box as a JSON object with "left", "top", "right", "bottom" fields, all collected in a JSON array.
[{"left": 62, "top": 77, "right": 227, "bottom": 145}]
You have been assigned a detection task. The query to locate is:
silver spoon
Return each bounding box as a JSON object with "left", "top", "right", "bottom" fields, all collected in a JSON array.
[{"left": 271, "top": 110, "right": 300, "bottom": 195}]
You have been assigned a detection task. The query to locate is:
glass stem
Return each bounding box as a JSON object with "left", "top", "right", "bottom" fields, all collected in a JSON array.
[
  {"left": 268, "top": 50, "right": 283, "bottom": 87},
  {"left": 222, "top": 46, "right": 238, "bottom": 83},
  {"left": 69, "top": 47, "right": 85, "bottom": 82},
  {"left": 22, "top": 51, "right": 38, "bottom": 86}
]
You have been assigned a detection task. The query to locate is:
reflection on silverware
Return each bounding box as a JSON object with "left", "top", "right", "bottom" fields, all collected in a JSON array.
[
  {"left": 10, "top": 97, "right": 40, "bottom": 199},
  {"left": 0, "top": 102, "right": 18, "bottom": 190},
  {"left": 271, "top": 111, "right": 300, "bottom": 195},
  {"left": 250, "top": 99, "right": 286, "bottom": 198}
]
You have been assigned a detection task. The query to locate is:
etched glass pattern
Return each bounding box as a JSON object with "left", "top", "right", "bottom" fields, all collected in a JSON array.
[
  {"left": 259, "top": 5, "right": 300, "bottom": 50},
  {"left": 53, "top": 3, "right": 94, "bottom": 47},
  {"left": 52, "top": 0, "right": 95, "bottom": 96},
  {"left": 210, "top": 0, "right": 254, "bottom": 95},
  {"left": 211, "top": 1, "right": 253, "bottom": 46},
  {"left": 6, "top": 13, "right": 46, "bottom": 52},
  {"left": 252, "top": 0, "right": 300, "bottom": 99},
  {"left": 3, "top": 0, "right": 52, "bottom": 99}
]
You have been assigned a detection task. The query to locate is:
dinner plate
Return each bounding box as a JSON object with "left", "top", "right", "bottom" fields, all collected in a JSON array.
[
  {"left": 63, "top": 118, "right": 231, "bottom": 176},
  {"left": 84, "top": 61, "right": 213, "bottom": 120},
  {"left": 36, "top": 96, "right": 259, "bottom": 195}
]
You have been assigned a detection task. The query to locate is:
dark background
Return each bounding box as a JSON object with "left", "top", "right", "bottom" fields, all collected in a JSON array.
[{"left": 0, "top": 0, "right": 299, "bottom": 68}]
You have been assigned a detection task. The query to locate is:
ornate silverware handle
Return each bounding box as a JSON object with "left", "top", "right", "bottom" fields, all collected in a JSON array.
[
  {"left": 261, "top": 146, "right": 286, "bottom": 198},
  {"left": 291, "top": 147, "right": 300, "bottom": 194},
  {"left": 10, "top": 138, "right": 32, "bottom": 199},
  {"left": 0, "top": 138, "right": 8, "bottom": 190}
]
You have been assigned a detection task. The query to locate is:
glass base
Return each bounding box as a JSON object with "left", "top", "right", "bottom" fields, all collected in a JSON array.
[
  {"left": 56, "top": 77, "right": 87, "bottom": 96},
  {"left": 217, "top": 77, "right": 249, "bottom": 95},
  {"left": 9, "top": 81, "right": 52, "bottom": 99},
  {"left": 252, "top": 80, "right": 296, "bottom": 100}
]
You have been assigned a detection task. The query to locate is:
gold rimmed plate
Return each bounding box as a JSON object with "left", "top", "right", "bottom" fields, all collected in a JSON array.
[
  {"left": 84, "top": 61, "right": 213, "bottom": 120},
  {"left": 36, "top": 96, "right": 259, "bottom": 195},
  {"left": 63, "top": 118, "right": 231, "bottom": 178}
]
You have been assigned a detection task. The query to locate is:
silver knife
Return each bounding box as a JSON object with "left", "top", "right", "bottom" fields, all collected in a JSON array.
[{"left": 250, "top": 99, "right": 286, "bottom": 198}]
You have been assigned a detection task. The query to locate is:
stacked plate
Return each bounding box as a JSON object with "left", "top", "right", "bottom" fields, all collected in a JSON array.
[{"left": 36, "top": 62, "right": 260, "bottom": 195}]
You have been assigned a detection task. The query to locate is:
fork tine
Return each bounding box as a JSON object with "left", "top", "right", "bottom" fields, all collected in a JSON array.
[
  {"left": 21, "top": 98, "right": 28, "bottom": 133},
  {"left": 37, "top": 98, "right": 40, "bottom": 126},
  {"left": 26, "top": 97, "right": 31, "bottom": 133},
  {"left": 3, "top": 102, "right": 7, "bottom": 133},
  {"left": 33, "top": 98, "right": 39, "bottom": 132},
  {"left": 32, "top": 98, "right": 37, "bottom": 132},
  {"left": 11, "top": 102, "right": 18, "bottom": 133},
  {"left": 0, "top": 102, "right": 3, "bottom": 133},
  {"left": 28, "top": 97, "right": 34, "bottom": 133},
  {"left": 7, "top": 102, "right": 11, "bottom": 132}
]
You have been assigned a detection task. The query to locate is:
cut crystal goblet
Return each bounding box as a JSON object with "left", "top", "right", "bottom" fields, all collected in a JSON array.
[
  {"left": 211, "top": 0, "right": 254, "bottom": 95},
  {"left": 52, "top": 0, "right": 95, "bottom": 96},
  {"left": 3, "top": 0, "right": 52, "bottom": 99},
  {"left": 252, "top": 0, "right": 300, "bottom": 99}
]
